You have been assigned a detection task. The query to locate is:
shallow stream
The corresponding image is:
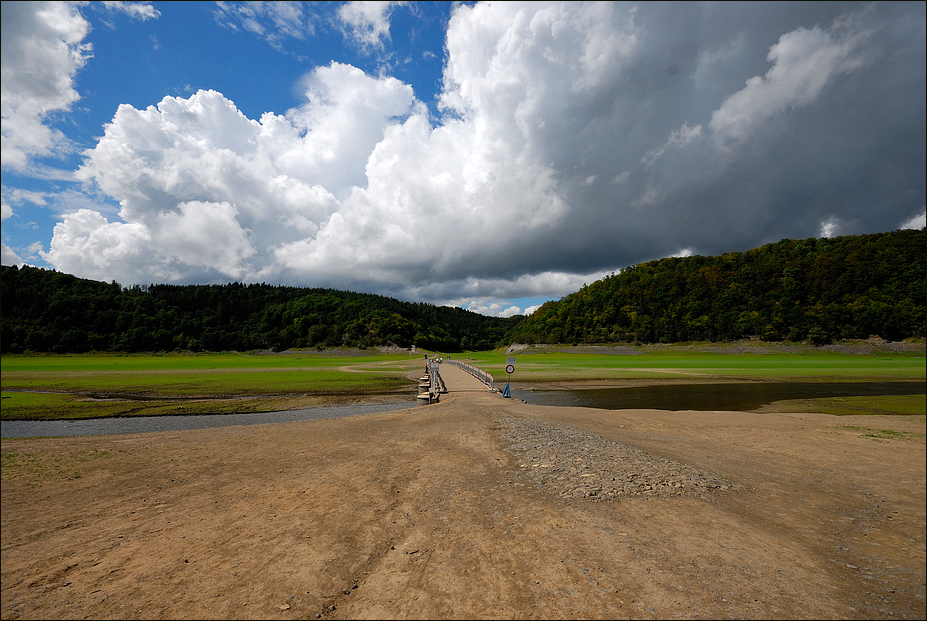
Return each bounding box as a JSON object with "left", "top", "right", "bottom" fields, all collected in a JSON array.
[
  {"left": 4, "top": 381, "right": 923, "bottom": 439},
  {"left": 1, "top": 401, "right": 414, "bottom": 438},
  {"left": 513, "top": 380, "right": 926, "bottom": 411}
]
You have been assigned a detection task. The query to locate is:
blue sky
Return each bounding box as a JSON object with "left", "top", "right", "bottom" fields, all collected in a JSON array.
[{"left": 2, "top": 2, "right": 925, "bottom": 317}]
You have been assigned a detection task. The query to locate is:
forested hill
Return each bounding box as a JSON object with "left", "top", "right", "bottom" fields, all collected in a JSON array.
[
  {"left": 1, "top": 229, "right": 924, "bottom": 354},
  {"left": 0, "top": 270, "right": 521, "bottom": 354},
  {"left": 510, "top": 228, "right": 925, "bottom": 346}
]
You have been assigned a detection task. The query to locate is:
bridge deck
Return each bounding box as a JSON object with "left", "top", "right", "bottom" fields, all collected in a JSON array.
[{"left": 436, "top": 361, "right": 496, "bottom": 393}]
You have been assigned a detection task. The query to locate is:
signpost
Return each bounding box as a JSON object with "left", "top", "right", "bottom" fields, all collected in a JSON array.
[{"left": 502, "top": 356, "right": 516, "bottom": 398}]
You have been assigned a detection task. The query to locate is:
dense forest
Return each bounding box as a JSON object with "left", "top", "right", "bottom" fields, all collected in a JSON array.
[
  {"left": 1, "top": 229, "right": 923, "bottom": 353},
  {"left": 511, "top": 228, "right": 925, "bottom": 345},
  {"left": 0, "top": 271, "right": 521, "bottom": 354}
]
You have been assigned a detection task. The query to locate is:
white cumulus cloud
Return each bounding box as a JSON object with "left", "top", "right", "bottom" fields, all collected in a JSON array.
[
  {"left": 1, "top": 243, "right": 24, "bottom": 266},
  {"left": 1, "top": 1, "right": 91, "bottom": 170},
  {"left": 338, "top": 1, "right": 402, "bottom": 50},
  {"left": 900, "top": 211, "right": 926, "bottom": 231},
  {"left": 41, "top": 208, "right": 150, "bottom": 282}
]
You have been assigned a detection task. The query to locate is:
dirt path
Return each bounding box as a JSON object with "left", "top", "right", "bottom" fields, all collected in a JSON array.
[{"left": 2, "top": 364, "right": 924, "bottom": 619}]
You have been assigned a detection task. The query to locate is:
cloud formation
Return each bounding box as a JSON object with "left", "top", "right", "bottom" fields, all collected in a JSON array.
[
  {"left": 338, "top": 1, "right": 403, "bottom": 50},
  {"left": 6, "top": 2, "right": 926, "bottom": 315},
  {"left": 99, "top": 2, "right": 161, "bottom": 22},
  {"left": 0, "top": 1, "right": 91, "bottom": 170},
  {"left": 213, "top": 1, "right": 312, "bottom": 50},
  {"left": 709, "top": 19, "right": 868, "bottom": 147},
  {"left": 1, "top": 197, "right": 21, "bottom": 266}
]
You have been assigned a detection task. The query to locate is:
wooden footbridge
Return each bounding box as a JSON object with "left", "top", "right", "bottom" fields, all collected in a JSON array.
[{"left": 417, "top": 358, "right": 496, "bottom": 403}]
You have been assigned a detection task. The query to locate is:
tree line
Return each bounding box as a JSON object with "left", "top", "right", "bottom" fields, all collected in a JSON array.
[
  {"left": 0, "top": 271, "right": 521, "bottom": 354},
  {"left": 2, "top": 229, "right": 923, "bottom": 353},
  {"left": 510, "top": 228, "right": 925, "bottom": 346}
]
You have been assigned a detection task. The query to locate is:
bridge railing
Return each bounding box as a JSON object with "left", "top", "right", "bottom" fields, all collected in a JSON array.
[
  {"left": 431, "top": 368, "right": 446, "bottom": 394},
  {"left": 419, "top": 363, "right": 446, "bottom": 404},
  {"left": 446, "top": 359, "right": 494, "bottom": 390}
]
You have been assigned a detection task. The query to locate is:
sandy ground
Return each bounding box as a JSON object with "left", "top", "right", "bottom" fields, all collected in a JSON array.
[{"left": 1, "top": 364, "right": 924, "bottom": 620}]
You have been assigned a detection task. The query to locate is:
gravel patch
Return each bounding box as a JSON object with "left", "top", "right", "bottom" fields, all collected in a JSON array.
[{"left": 496, "top": 415, "right": 741, "bottom": 501}]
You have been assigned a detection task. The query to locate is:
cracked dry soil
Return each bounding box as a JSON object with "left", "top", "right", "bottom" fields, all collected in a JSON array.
[{"left": 2, "top": 364, "right": 924, "bottom": 619}]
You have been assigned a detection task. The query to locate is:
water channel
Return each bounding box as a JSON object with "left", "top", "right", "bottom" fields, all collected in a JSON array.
[
  {"left": 3, "top": 381, "right": 923, "bottom": 439},
  {"left": 1, "top": 400, "right": 415, "bottom": 439},
  {"left": 512, "top": 380, "right": 926, "bottom": 411}
]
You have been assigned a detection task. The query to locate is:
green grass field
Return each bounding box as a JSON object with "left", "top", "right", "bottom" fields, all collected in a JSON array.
[
  {"left": 2, "top": 343, "right": 924, "bottom": 420},
  {"left": 458, "top": 346, "right": 926, "bottom": 384},
  {"left": 1, "top": 351, "right": 425, "bottom": 420},
  {"left": 757, "top": 394, "right": 927, "bottom": 418}
]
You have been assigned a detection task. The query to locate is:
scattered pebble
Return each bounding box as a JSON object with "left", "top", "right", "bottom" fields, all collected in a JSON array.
[{"left": 496, "top": 415, "right": 742, "bottom": 500}]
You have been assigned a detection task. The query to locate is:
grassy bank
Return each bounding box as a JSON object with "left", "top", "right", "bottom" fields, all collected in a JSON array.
[
  {"left": 756, "top": 394, "right": 927, "bottom": 418},
  {"left": 459, "top": 340, "right": 926, "bottom": 384},
  {"left": 1, "top": 350, "right": 424, "bottom": 420},
  {"left": 2, "top": 341, "right": 924, "bottom": 420},
  {"left": 455, "top": 341, "right": 925, "bottom": 417}
]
